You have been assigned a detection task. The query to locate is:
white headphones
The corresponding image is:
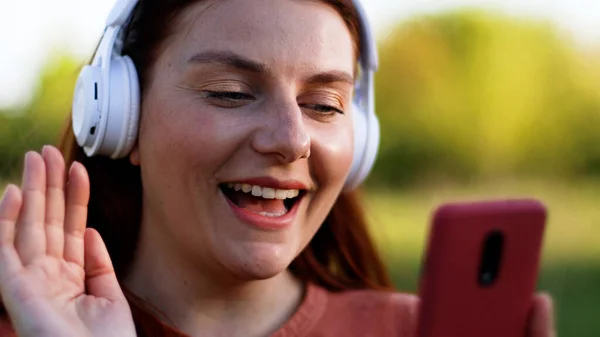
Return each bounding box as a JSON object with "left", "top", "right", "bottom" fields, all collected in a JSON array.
[{"left": 72, "top": 0, "right": 380, "bottom": 191}]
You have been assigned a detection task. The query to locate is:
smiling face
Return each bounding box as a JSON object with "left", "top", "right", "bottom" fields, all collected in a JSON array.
[{"left": 130, "top": 0, "right": 357, "bottom": 281}]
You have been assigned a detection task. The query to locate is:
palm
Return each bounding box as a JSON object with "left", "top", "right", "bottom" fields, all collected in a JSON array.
[
  {"left": 0, "top": 147, "right": 136, "bottom": 337},
  {"left": 8, "top": 256, "right": 85, "bottom": 310}
]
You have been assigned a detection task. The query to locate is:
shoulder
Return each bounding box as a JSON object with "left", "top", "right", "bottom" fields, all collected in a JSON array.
[{"left": 312, "top": 285, "right": 419, "bottom": 337}]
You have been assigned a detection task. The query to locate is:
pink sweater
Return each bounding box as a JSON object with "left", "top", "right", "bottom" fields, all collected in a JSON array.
[{"left": 0, "top": 282, "right": 417, "bottom": 336}]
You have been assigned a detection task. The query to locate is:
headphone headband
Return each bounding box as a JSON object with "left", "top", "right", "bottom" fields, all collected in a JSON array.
[
  {"left": 352, "top": 0, "right": 378, "bottom": 71},
  {"left": 106, "top": 0, "right": 139, "bottom": 27}
]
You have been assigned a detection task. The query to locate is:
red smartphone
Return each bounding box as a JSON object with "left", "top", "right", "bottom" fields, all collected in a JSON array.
[{"left": 416, "top": 199, "right": 547, "bottom": 337}]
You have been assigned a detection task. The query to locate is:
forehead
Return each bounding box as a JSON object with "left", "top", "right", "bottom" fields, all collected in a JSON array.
[{"left": 165, "top": 0, "right": 356, "bottom": 75}]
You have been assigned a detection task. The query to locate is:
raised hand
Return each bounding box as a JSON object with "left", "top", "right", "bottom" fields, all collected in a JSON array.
[{"left": 0, "top": 146, "right": 136, "bottom": 337}]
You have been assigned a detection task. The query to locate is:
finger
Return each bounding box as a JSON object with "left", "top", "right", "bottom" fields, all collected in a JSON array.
[
  {"left": 14, "top": 152, "right": 47, "bottom": 265},
  {"left": 63, "top": 161, "right": 90, "bottom": 267},
  {"left": 527, "top": 293, "right": 556, "bottom": 337},
  {"left": 0, "top": 185, "right": 24, "bottom": 280},
  {"left": 84, "top": 228, "right": 126, "bottom": 302},
  {"left": 42, "top": 146, "right": 66, "bottom": 258}
]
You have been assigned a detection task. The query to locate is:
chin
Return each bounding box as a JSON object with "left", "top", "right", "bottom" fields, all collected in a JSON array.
[{"left": 223, "top": 242, "right": 297, "bottom": 281}]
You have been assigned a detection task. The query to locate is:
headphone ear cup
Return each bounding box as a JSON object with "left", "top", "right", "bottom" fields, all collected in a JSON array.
[
  {"left": 72, "top": 65, "right": 103, "bottom": 153},
  {"left": 345, "top": 103, "right": 369, "bottom": 191},
  {"left": 344, "top": 103, "right": 380, "bottom": 191},
  {"left": 363, "top": 107, "right": 381, "bottom": 182}
]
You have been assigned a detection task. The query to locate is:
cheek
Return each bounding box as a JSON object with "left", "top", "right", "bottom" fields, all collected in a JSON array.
[
  {"left": 310, "top": 120, "right": 354, "bottom": 187},
  {"left": 139, "top": 95, "right": 240, "bottom": 177}
]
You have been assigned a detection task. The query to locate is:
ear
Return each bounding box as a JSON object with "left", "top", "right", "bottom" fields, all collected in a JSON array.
[{"left": 129, "top": 144, "right": 140, "bottom": 166}]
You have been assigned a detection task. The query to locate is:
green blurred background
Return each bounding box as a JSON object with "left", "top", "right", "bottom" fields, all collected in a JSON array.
[{"left": 1, "top": 8, "right": 599, "bottom": 337}]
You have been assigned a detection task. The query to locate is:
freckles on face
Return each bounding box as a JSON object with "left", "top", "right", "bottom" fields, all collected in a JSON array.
[{"left": 135, "top": 0, "right": 358, "bottom": 278}]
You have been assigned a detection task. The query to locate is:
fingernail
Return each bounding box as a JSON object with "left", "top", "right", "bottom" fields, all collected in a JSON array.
[{"left": 69, "top": 161, "right": 78, "bottom": 175}]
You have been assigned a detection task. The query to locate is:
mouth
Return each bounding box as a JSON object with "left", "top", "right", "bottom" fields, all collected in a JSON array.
[{"left": 219, "top": 183, "right": 306, "bottom": 218}]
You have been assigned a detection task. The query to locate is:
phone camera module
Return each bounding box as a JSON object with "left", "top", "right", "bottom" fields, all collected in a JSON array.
[{"left": 478, "top": 230, "right": 505, "bottom": 287}]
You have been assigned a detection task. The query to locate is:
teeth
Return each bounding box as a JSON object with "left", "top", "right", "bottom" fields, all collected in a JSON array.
[
  {"left": 251, "top": 185, "right": 262, "bottom": 197},
  {"left": 275, "top": 189, "right": 288, "bottom": 200},
  {"left": 262, "top": 187, "right": 275, "bottom": 199},
  {"left": 256, "top": 210, "right": 287, "bottom": 217},
  {"left": 227, "top": 183, "right": 301, "bottom": 200}
]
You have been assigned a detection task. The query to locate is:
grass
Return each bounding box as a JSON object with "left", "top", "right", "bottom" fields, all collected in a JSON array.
[{"left": 364, "top": 179, "right": 600, "bottom": 337}]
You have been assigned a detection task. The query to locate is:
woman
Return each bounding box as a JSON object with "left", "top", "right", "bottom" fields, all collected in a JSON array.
[{"left": 0, "top": 0, "right": 554, "bottom": 336}]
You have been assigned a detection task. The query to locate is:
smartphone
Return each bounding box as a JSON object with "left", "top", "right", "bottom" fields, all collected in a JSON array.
[{"left": 416, "top": 199, "right": 547, "bottom": 337}]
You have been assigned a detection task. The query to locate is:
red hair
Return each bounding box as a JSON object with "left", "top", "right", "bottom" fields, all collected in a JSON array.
[{"left": 57, "top": 0, "right": 393, "bottom": 334}]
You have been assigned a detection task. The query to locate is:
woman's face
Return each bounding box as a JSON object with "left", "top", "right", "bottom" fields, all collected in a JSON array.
[{"left": 131, "top": 0, "right": 356, "bottom": 280}]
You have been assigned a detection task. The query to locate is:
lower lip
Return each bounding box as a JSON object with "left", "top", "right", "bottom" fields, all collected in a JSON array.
[{"left": 221, "top": 191, "right": 302, "bottom": 231}]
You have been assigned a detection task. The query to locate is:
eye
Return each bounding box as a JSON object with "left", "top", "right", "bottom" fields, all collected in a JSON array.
[
  {"left": 203, "top": 91, "right": 255, "bottom": 108},
  {"left": 302, "top": 104, "right": 345, "bottom": 115},
  {"left": 204, "top": 91, "right": 254, "bottom": 101}
]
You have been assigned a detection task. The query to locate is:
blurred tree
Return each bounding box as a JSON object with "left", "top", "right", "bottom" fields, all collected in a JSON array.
[
  {"left": 370, "top": 10, "right": 600, "bottom": 187},
  {"left": 0, "top": 53, "right": 80, "bottom": 179}
]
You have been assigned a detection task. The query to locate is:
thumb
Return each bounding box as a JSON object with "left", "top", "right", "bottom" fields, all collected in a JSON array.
[
  {"left": 83, "top": 228, "right": 126, "bottom": 303},
  {"left": 528, "top": 293, "right": 556, "bottom": 337}
]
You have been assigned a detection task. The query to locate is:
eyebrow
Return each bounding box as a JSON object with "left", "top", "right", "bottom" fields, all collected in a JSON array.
[
  {"left": 187, "top": 50, "right": 268, "bottom": 74},
  {"left": 305, "top": 71, "right": 354, "bottom": 86},
  {"left": 187, "top": 50, "right": 354, "bottom": 85}
]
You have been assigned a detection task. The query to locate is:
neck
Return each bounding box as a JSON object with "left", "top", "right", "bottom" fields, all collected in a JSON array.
[{"left": 122, "top": 219, "right": 305, "bottom": 337}]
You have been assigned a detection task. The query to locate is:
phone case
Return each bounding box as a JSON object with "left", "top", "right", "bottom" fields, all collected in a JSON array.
[{"left": 417, "top": 199, "right": 547, "bottom": 337}]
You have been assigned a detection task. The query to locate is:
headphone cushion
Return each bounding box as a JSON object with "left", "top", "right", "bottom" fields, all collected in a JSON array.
[
  {"left": 105, "top": 55, "right": 141, "bottom": 159},
  {"left": 118, "top": 55, "right": 141, "bottom": 158}
]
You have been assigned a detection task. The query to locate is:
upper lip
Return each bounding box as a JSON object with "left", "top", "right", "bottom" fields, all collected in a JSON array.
[{"left": 222, "top": 177, "right": 309, "bottom": 191}]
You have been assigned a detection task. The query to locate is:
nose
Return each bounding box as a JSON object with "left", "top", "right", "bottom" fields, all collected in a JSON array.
[{"left": 251, "top": 99, "right": 311, "bottom": 164}]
